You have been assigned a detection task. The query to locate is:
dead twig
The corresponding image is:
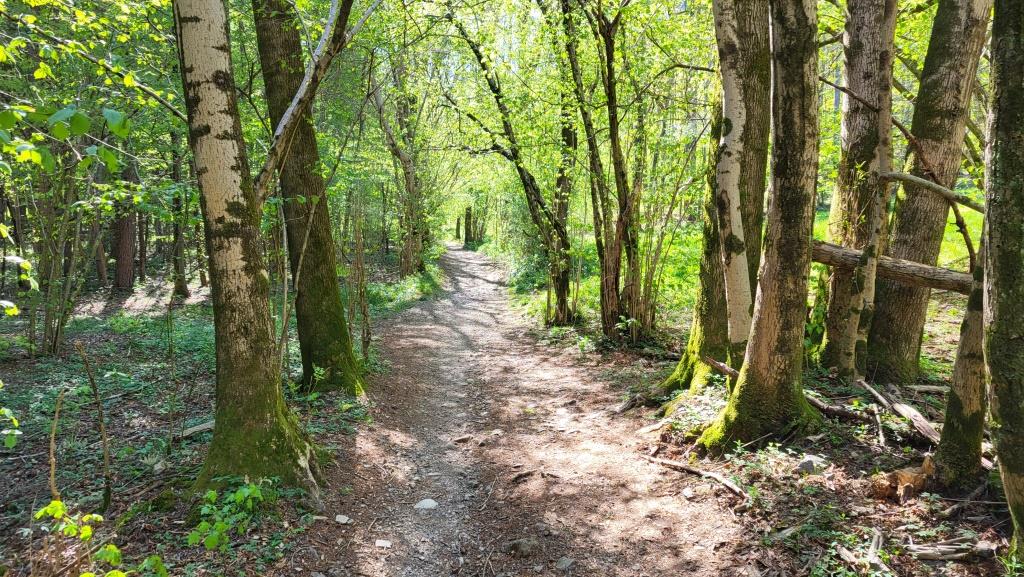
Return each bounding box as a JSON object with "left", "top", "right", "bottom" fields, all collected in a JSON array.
[
  {"left": 76, "top": 341, "right": 112, "bottom": 512},
  {"left": 641, "top": 455, "right": 750, "bottom": 509},
  {"left": 48, "top": 389, "right": 65, "bottom": 502}
]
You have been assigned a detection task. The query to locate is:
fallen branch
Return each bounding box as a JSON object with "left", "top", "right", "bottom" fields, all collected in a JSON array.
[
  {"left": 76, "top": 341, "right": 112, "bottom": 513},
  {"left": 939, "top": 481, "right": 988, "bottom": 518},
  {"left": 905, "top": 536, "right": 996, "bottom": 560},
  {"left": 813, "top": 240, "right": 972, "bottom": 294},
  {"left": 804, "top": 394, "right": 873, "bottom": 423},
  {"left": 856, "top": 380, "right": 993, "bottom": 469},
  {"left": 174, "top": 420, "right": 214, "bottom": 439},
  {"left": 702, "top": 356, "right": 738, "bottom": 378},
  {"left": 642, "top": 454, "right": 749, "bottom": 508},
  {"left": 49, "top": 389, "right": 65, "bottom": 502}
]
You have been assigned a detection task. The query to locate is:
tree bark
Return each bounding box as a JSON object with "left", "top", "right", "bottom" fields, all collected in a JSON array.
[
  {"left": 699, "top": 0, "right": 821, "bottom": 451},
  {"left": 111, "top": 163, "right": 138, "bottom": 291},
  {"left": 252, "top": 0, "right": 363, "bottom": 395},
  {"left": 174, "top": 0, "right": 319, "bottom": 494},
  {"left": 464, "top": 205, "right": 473, "bottom": 244},
  {"left": 819, "top": 0, "right": 897, "bottom": 378},
  {"left": 935, "top": 250, "right": 986, "bottom": 488},
  {"left": 710, "top": 0, "right": 770, "bottom": 369},
  {"left": 867, "top": 0, "right": 991, "bottom": 384},
  {"left": 985, "top": 0, "right": 1024, "bottom": 555},
  {"left": 171, "top": 131, "right": 190, "bottom": 298}
]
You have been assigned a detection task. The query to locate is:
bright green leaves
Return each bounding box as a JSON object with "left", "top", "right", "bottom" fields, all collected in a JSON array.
[{"left": 1, "top": 381, "right": 20, "bottom": 449}]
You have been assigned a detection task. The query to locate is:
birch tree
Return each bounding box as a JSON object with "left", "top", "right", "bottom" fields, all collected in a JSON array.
[
  {"left": 173, "top": 0, "right": 319, "bottom": 492},
  {"left": 709, "top": 0, "right": 770, "bottom": 370},
  {"left": 700, "top": 0, "right": 820, "bottom": 451}
]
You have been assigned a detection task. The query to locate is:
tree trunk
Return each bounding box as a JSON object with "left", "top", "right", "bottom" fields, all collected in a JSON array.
[
  {"left": 819, "top": 0, "right": 897, "bottom": 378},
  {"left": 934, "top": 250, "right": 986, "bottom": 488},
  {"left": 655, "top": 102, "right": 729, "bottom": 406},
  {"left": 710, "top": 0, "right": 770, "bottom": 369},
  {"left": 985, "top": 0, "right": 1024, "bottom": 555},
  {"left": 700, "top": 0, "right": 821, "bottom": 451},
  {"left": 111, "top": 164, "right": 138, "bottom": 291},
  {"left": 171, "top": 132, "right": 190, "bottom": 298},
  {"left": 252, "top": 0, "right": 362, "bottom": 395},
  {"left": 464, "top": 206, "right": 473, "bottom": 244},
  {"left": 137, "top": 213, "right": 148, "bottom": 283},
  {"left": 455, "top": 216, "right": 461, "bottom": 240},
  {"left": 174, "top": 0, "right": 319, "bottom": 493},
  {"left": 867, "top": 0, "right": 991, "bottom": 384}
]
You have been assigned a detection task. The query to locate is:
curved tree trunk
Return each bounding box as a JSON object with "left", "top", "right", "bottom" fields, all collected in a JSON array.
[
  {"left": 867, "top": 0, "right": 991, "bottom": 384},
  {"left": 252, "top": 0, "right": 363, "bottom": 395},
  {"left": 700, "top": 0, "right": 821, "bottom": 451},
  {"left": 174, "top": 0, "right": 319, "bottom": 494},
  {"left": 985, "top": 0, "right": 1024, "bottom": 555},
  {"left": 819, "top": 0, "right": 897, "bottom": 378}
]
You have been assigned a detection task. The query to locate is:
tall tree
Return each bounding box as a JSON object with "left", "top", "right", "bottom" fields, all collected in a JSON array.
[
  {"left": 867, "top": 0, "right": 991, "bottom": 383},
  {"left": 252, "top": 0, "right": 363, "bottom": 394},
  {"left": 709, "top": 0, "right": 770, "bottom": 370},
  {"left": 985, "top": 0, "right": 1024, "bottom": 555},
  {"left": 173, "top": 0, "right": 319, "bottom": 491},
  {"left": 699, "top": 0, "right": 820, "bottom": 450},
  {"left": 111, "top": 163, "right": 138, "bottom": 291},
  {"left": 819, "top": 0, "right": 898, "bottom": 378}
]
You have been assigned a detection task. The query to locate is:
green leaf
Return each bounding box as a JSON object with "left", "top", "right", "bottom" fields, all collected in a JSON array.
[
  {"left": 0, "top": 110, "right": 18, "bottom": 129},
  {"left": 47, "top": 106, "right": 76, "bottom": 126},
  {"left": 102, "top": 108, "right": 130, "bottom": 138},
  {"left": 70, "top": 112, "right": 91, "bottom": 136},
  {"left": 50, "top": 122, "right": 69, "bottom": 140}
]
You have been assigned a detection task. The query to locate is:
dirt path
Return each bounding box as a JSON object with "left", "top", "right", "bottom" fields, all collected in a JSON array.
[{"left": 325, "top": 245, "right": 753, "bottom": 577}]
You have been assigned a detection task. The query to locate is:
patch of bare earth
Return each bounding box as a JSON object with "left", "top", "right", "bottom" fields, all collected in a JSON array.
[{"left": 315, "top": 246, "right": 750, "bottom": 577}]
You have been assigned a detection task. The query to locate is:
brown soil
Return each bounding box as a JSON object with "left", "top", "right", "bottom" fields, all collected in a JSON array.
[{"left": 317, "top": 245, "right": 751, "bottom": 576}]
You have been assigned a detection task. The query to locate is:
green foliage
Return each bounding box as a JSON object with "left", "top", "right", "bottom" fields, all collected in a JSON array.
[{"left": 187, "top": 479, "right": 273, "bottom": 553}]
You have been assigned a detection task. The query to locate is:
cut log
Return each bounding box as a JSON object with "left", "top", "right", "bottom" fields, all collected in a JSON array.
[{"left": 812, "top": 240, "right": 972, "bottom": 294}]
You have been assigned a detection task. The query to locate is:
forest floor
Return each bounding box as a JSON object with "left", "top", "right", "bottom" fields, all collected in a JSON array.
[{"left": 0, "top": 245, "right": 1010, "bottom": 576}]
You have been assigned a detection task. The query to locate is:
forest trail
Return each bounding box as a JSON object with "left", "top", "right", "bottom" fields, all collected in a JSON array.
[{"left": 319, "top": 245, "right": 754, "bottom": 577}]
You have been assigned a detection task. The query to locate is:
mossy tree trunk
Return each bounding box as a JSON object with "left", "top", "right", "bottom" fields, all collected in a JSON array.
[
  {"left": 710, "top": 0, "right": 770, "bottom": 372},
  {"left": 985, "top": 0, "right": 1024, "bottom": 555},
  {"left": 699, "top": 0, "right": 821, "bottom": 451},
  {"left": 654, "top": 102, "right": 729, "bottom": 408},
  {"left": 820, "top": 0, "right": 897, "bottom": 379},
  {"left": 174, "top": 0, "right": 319, "bottom": 494},
  {"left": 252, "top": 0, "right": 362, "bottom": 395},
  {"left": 935, "top": 250, "right": 986, "bottom": 488},
  {"left": 867, "top": 0, "right": 991, "bottom": 384}
]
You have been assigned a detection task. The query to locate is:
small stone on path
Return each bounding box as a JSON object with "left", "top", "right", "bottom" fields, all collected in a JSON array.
[
  {"left": 414, "top": 498, "right": 438, "bottom": 510},
  {"left": 375, "top": 539, "right": 392, "bottom": 549},
  {"left": 555, "top": 557, "right": 575, "bottom": 570},
  {"left": 335, "top": 514, "right": 352, "bottom": 525}
]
